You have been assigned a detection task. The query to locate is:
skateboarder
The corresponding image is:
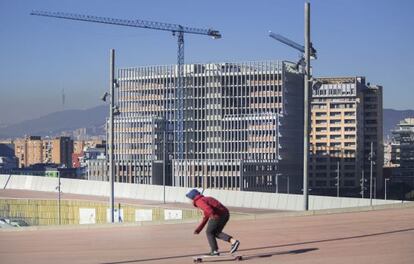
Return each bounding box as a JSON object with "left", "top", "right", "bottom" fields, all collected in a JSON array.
[{"left": 186, "top": 189, "right": 240, "bottom": 256}]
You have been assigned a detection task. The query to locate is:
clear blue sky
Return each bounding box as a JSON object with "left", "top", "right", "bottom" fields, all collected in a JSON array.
[{"left": 0, "top": 0, "right": 413, "bottom": 124}]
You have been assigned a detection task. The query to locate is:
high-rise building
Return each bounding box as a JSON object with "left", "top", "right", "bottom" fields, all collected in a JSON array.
[
  {"left": 310, "top": 77, "right": 383, "bottom": 196},
  {"left": 113, "top": 61, "right": 304, "bottom": 193}
]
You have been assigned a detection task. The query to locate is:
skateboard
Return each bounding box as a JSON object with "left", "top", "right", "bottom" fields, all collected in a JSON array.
[{"left": 193, "top": 253, "right": 243, "bottom": 263}]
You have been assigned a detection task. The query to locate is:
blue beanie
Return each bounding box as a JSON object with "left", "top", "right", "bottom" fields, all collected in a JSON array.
[{"left": 186, "top": 189, "right": 200, "bottom": 200}]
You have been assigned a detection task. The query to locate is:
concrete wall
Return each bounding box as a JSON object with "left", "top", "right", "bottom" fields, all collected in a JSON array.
[
  {"left": 0, "top": 174, "right": 406, "bottom": 211},
  {"left": 0, "top": 198, "right": 200, "bottom": 226}
]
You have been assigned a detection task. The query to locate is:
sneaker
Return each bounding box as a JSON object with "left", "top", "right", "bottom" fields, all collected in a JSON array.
[
  {"left": 230, "top": 240, "right": 240, "bottom": 254},
  {"left": 209, "top": 250, "right": 220, "bottom": 256}
]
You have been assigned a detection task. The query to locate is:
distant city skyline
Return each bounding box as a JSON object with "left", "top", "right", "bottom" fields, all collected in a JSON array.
[{"left": 1, "top": 0, "right": 413, "bottom": 124}]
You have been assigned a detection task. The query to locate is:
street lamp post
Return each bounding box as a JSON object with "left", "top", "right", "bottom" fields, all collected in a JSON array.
[
  {"left": 269, "top": 2, "right": 315, "bottom": 210},
  {"left": 385, "top": 178, "right": 390, "bottom": 200},
  {"left": 336, "top": 161, "right": 340, "bottom": 197},
  {"left": 57, "top": 172, "right": 61, "bottom": 225},
  {"left": 303, "top": 2, "right": 311, "bottom": 210},
  {"left": 370, "top": 142, "right": 374, "bottom": 207},
  {"left": 101, "top": 49, "right": 119, "bottom": 223},
  {"left": 163, "top": 131, "right": 166, "bottom": 204}
]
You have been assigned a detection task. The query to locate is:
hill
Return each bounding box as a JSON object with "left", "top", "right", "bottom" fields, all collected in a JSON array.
[{"left": 0, "top": 105, "right": 107, "bottom": 139}]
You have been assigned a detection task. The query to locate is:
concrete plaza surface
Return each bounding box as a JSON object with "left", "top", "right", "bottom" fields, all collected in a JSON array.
[{"left": 1, "top": 205, "right": 414, "bottom": 264}]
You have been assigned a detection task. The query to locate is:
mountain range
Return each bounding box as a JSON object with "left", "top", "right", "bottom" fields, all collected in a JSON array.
[
  {"left": 0, "top": 106, "right": 413, "bottom": 140},
  {"left": 0, "top": 105, "right": 107, "bottom": 139}
]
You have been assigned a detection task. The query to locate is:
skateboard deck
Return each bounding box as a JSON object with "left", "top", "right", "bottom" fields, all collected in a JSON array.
[{"left": 193, "top": 253, "right": 242, "bottom": 263}]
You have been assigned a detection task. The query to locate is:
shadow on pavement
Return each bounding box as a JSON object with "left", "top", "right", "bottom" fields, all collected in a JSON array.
[
  {"left": 239, "top": 247, "right": 319, "bottom": 261},
  {"left": 101, "top": 227, "right": 414, "bottom": 263},
  {"left": 101, "top": 247, "right": 318, "bottom": 264}
]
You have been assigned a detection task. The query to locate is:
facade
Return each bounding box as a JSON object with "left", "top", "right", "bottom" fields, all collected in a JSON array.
[
  {"left": 73, "top": 139, "right": 106, "bottom": 155},
  {"left": 310, "top": 77, "right": 383, "bottom": 196},
  {"left": 14, "top": 136, "right": 43, "bottom": 168},
  {"left": 50, "top": 137, "right": 73, "bottom": 168},
  {"left": 362, "top": 84, "right": 383, "bottom": 192},
  {"left": 72, "top": 153, "right": 82, "bottom": 168},
  {"left": 113, "top": 61, "right": 304, "bottom": 193},
  {"left": 82, "top": 147, "right": 107, "bottom": 181},
  {"left": 391, "top": 118, "right": 414, "bottom": 178}
]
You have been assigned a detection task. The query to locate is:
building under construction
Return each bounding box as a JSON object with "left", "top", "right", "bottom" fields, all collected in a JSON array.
[{"left": 113, "top": 61, "right": 304, "bottom": 193}]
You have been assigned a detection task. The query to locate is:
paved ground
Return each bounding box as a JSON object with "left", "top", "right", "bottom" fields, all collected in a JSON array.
[{"left": 1, "top": 203, "right": 413, "bottom": 263}]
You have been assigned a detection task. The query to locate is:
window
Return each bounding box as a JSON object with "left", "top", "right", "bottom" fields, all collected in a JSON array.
[{"left": 316, "top": 120, "right": 327, "bottom": 124}]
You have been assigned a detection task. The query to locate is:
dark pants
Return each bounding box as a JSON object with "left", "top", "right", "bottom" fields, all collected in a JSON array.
[{"left": 206, "top": 212, "right": 232, "bottom": 252}]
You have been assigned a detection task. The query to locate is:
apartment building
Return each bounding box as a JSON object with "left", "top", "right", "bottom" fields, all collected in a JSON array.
[
  {"left": 14, "top": 136, "right": 74, "bottom": 168},
  {"left": 310, "top": 77, "right": 383, "bottom": 196},
  {"left": 113, "top": 61, "right": 304, "bottom": 193},
  {"left": 14, "top": 136, "right": 43, "bottom": 168}
]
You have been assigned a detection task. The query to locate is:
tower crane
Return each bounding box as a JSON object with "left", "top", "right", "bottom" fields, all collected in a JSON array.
[{"left": 31, "top": 10, "right": 222, "bottom": 160}]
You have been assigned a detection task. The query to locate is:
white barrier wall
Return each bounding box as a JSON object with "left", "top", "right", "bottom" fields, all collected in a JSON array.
[{"left": 0, "top": 174, "right": 405, "bottom": 211}]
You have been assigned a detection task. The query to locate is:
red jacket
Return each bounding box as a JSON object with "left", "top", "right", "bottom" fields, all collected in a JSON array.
[{"left": 193, "top": 194, "right": 229, "bottom": 233}]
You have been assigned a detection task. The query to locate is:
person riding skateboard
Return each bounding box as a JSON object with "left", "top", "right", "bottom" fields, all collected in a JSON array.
[{"left": 186, "top": 189, "right": 240, "bottom": 256}]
